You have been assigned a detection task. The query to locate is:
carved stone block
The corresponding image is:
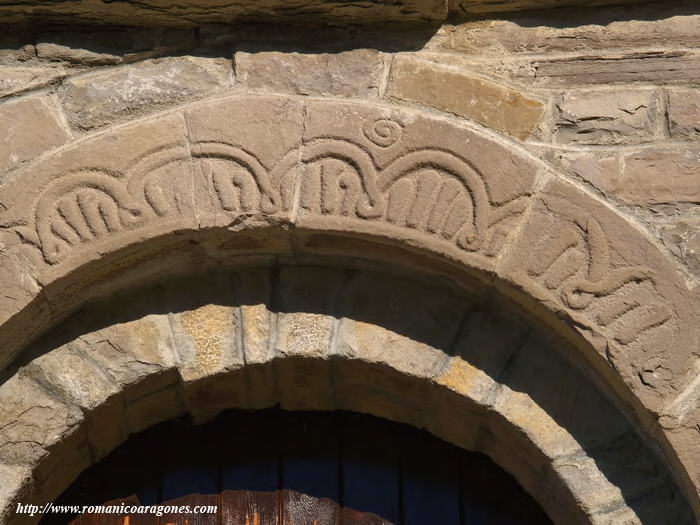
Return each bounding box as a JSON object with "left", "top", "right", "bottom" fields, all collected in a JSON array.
[
  {"left": 497, "top": 176, "right": 700, "bottom": 415},
  {"left": 184, "top": 96, "right": 305, "bottom": 229},
  {"left": 298, "top": 98, "right": 540, "bottom": 279}
]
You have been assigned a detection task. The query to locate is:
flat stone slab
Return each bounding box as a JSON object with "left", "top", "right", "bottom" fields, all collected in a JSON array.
[{"left": 0, "top": 0, "right": 448, "bottom": 27}]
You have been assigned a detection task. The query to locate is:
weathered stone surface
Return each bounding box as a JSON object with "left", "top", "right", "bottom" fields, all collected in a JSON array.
[
  {"left": 0, "top": 464, "right": 32, "bottom": 521},
  {"left": 167, "top": 275, "right": 243, "bottom": 382},
  {"left": 184, "top": 95, "right": 304, "bottom": 229},
  {"left": 0, "top": 95, "right": 70, "bottom": 172},
  {"left": 436, "top": 309, "right": 528, "bottom": 402},
  {"left": 497, "top": 175, "right": 700, "bottom": 418},
  {"left": 0, "top": 66, "right": 67, "bottom": 98},
  {"left": 661, "top": 217, "right": 700, "bottom": 277},
  {"left": 513, "top": 52, "right": 700, "bottom": 87},
  {"left": 0, "top": 40, "right": 35, "bottom": 63},
  {"left": 236, "top": 269, "right": 274, "bottom": 365},
  {"left": 0, "top": 0, "right": 447, "bottom": 27},
  {"left": 276, "top": 268, "right": 345, "bottom": 359},
  {"left": 456, "top": 0, "right": 656, "bottom": 14},
  {"left": 668, "top": 89, "right": 700, "bottom": 139},
  {"left": 387, "top": 56, "right": 545, "bottom": 139},
  {"left": 0, "top": 263, "right": 694, "bottom": 521},
  {"left": 660, "top": 364, "right": 700, "bottom": 506},
  {"left": 557, "top": 146, "right": 700, "bottom": 205},
  {"left": 547, "top": 455, "right": 624, "bottom": 517},
  {"left": 35, "top": 27, "right": 196, "bottom": 66},
  {"left": 23, "top": 344, "right": 126, "bottom": 461},
  {"left": 0, "top": 111, "right": 192, "bottom": 288},
  {"left": 25, "top": 345, "right": 120, "bottom": 411},
  {"left": 337, "top": 272, "right": 465, "bottom": 378},
  {"left": 37, "top": 43, "right": 121, "bottom": 66},
  {"left": 61, "top": 57, "right": 231, "bottom": 130},
  {"left": 299, "top": 98, "right": 540, "bottom": 279},
  {"left": 435, "top": 8, "right": 700, "bottom": 55},
  {"left": 0, "top": 83, "right": 697, "bottom": 519},
  {"left": 0, "top": 374, "right": 84, "bottom": 468},
  {"left": 553, "top": 89, "right": 660, "bottom": 145},
  {"left": 235, "top": 50, "right": 384, "bottom": 98}
]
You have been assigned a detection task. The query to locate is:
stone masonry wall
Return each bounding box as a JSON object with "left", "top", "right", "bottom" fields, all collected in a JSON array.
[
  {"left": 1, "top": 2, "right": 698, "bottom": 283},
  {"left": 0, "top": 3, "right": 699, "bottom": 522}
]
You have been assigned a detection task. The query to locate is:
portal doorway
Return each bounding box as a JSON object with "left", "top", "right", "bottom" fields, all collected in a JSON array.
[{"left": 46, "top": 408, "right": 551, "bottom": 524}]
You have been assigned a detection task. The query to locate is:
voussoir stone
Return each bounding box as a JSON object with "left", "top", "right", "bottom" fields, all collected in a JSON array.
[
  {"left": 0, "top": 464, "right": 31, "bottom": 523},
  {"left": 235, "top": 50, "right": 384, "bottom": 98},
  {"left": 497, "top": 175, "right": 700, "bottom": 418},
  {"left": 61, "top": 56, "right": 231, "bottom": 130},
  {"left": 553, "top": 89, "right": 660, "bottom": 145},
  {"left": 667, "top": 88, "right": 700, "bottom": 139},
  {"left": 557, "top": 146, "right": 700, "bottom": 205},
  {"left": 387, "top": 55, "right": 546, "bottom": 139},
  {"left": 0, "top": 374, "right": 86, "bottom": 479},
  {"left": 0, "top": 94, "right": 70, "bottom": 173}
]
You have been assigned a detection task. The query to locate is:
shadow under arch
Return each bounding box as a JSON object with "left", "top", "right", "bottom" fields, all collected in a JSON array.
[{"left": 1, "top": 259, "right": 694, "bottom": 524}]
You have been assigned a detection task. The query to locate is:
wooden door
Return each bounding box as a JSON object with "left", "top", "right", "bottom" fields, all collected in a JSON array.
[{"left": 45, "top": 409, "right": 552, "bottom": 525}]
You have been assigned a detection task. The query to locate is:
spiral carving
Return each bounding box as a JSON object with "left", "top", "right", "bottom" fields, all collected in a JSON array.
[{"left": 362, "top": 117, "right": 403, "bottom": 148}]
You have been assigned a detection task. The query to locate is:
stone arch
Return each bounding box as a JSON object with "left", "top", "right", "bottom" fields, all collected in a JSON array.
[
  {"left": 0, "top": 264, "right": 694, "bottom": 524},
  {"left": 0, "top": 93, "right": 698, "bottom": 521}
]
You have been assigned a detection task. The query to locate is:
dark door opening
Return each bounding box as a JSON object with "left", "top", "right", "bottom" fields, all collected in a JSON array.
[{"left": 45, "top": 408, "right": 552, "bottom": 524}]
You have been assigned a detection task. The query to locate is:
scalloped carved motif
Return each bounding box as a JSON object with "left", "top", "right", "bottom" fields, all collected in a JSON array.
[{"left": 0, "top": 116, "right": 672, "bottom": 346}]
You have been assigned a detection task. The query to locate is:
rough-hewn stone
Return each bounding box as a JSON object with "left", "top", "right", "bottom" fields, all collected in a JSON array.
[
  {"left": 35, "top": 28, "right": 196, "bottom": 66},
  {"left": 0, "top": 67, "right": 67, "bottom": 98},
  {"left": 0, "top": 464, "right": 31, "bottom": 524},
  {"left": 436, "top": 8, "right": 700, "bottom": 55},
  {"left": 0, "top": 95, "right": 70, "bottom": 172},
  {"left": 235, "top": 50, "right": 384, "bottom": 98},
  {"left": 557, "top": 146, "right": 700, "bottom": 205},
  {"left": 61, "top": 57, "right": 231, "bottom": 130},
  {"left": 0, "top": 0, "right": 448, "bottom": 27},
  {"left": 553, "top": 89, "right": 660, "bottom": 145},
  {"left": 514, "top": 52, "right": 700, "bottom": 87},
  {"left": 455, "top": 0, "right": 656, "bottom": 14},
  {"left": 668, "top": 89, "right": 700, "bottom": 139},
  {"left": 0, "top": 374, "right": 87, "bottom": 495},
  {"left": 387, "top": 56, "right": 545, "bottom": 139}
]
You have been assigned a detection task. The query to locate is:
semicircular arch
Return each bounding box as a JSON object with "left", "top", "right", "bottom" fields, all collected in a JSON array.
[{"left": 0, "top": 94, "right": 697, "bottom": 519}]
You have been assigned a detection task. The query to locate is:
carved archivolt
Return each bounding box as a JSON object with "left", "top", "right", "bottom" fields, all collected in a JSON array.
[
  {"left": 0, "top": 116, "right": 672, "bottom": 353},
  {"left": 3, "top": 116, "right": 530, "bottom": 265},
  {"left": 523, "top": 194, "right": 673, "bottom": 347},
  {"left": 0, "top": 97, "right": 696, "bottom": 521}
]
